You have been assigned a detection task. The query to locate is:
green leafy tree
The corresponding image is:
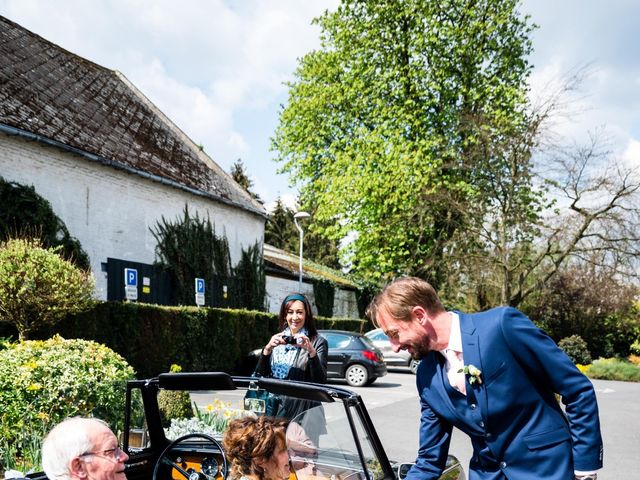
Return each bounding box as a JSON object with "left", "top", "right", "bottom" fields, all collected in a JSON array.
[
  {"left": 0, "top": 238, "right": 94, "bottom": 340},
  {"left": 273, "top": 0, "right": 535, "bottom": 286},
  {"left": 0, "top": 177, "right": 90, "bottom": 269}
]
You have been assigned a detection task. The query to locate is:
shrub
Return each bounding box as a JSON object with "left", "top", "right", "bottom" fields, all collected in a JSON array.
[
  {"left": 0, "top": 238, "right": 94, "bottom": 339},
  {"left": 630, "top": 339, "right": 640, "bottom": 356},
  {"left": 558, "top": 335, "right": 592, "bottom": 365},
  {"left": 587, "top": 358, "right": 640, "bottom": 382},
  {"left": 158, "top": 364, "right": 193, "bottom": 426},
  {"left": 0, "top": 336, "right": 135, "bottom": 457}
]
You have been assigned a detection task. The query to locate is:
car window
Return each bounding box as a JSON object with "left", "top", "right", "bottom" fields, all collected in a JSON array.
[
  {"left": 360, "top": 335, "right": 377, "bottom": 349},
  {"left": 123, "top": 387, "right": 150, "bottom": 452},
  {"left": 369, "top": 330, "right": 388, "bottom": 341},
  {"left": 324, "top": 333, "right": 351, "bottom": 349}
]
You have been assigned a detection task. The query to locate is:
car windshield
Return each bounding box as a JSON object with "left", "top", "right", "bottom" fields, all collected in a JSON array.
[{"left": 125, "top": 376, "right": 388, "bottom": 480}]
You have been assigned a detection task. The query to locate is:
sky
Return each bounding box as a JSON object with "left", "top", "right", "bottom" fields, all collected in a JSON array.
[{"left": 1, "top": 0, "right": 639, "bottom": 211}]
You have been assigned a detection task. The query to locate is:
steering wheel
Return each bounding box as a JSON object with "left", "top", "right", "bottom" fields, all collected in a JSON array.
[{"left": 152, "top": 433, "right": 227, "bottom": 480}]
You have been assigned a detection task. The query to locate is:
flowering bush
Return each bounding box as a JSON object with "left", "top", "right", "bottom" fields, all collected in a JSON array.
[
  {"left": 0, "top": 335, "right": 135, "bottom": 472},
  {"left": 164, "top": 399, "right": 254, "bottom": 440}
]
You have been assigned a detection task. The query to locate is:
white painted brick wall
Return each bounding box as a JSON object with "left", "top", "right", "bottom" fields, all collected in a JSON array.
[{"left": 0, "top": 133, "right": 265, "bottom": 299}]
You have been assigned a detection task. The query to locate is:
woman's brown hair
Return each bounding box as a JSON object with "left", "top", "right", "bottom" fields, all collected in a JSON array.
[{"left": 223, "top": 416, "right": 288, "bottom": 479}]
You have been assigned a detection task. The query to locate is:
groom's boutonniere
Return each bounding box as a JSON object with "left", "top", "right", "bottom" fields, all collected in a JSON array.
[{"left": 458, "top": 364, "right": 483, "bottom": 385}]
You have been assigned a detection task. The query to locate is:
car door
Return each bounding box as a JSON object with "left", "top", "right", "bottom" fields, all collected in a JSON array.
[{"left": 321, "top": 332, "right": 352, "bottom": 378}]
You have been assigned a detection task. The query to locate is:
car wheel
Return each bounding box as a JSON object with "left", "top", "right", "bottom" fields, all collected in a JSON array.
[
  {"left": 345, "top": 364, "right": 369, "bottom": 387},
  {"left": 410, "top": 359, "right": 420, "bottom": 375}
]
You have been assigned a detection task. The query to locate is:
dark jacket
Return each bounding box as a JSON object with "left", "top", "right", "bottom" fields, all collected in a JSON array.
[
  {"left": 255, "top": 334, "right": 328, "bottom": 383},
  {"left": 255, "top": 334, "right": 329, "bottom": 440}
]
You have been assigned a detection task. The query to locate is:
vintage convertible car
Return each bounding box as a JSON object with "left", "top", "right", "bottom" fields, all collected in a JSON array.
[{"left": 112, "top": 372, "right": 465, "bottom": 480}]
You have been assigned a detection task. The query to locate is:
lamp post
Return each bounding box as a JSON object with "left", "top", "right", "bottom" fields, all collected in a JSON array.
[{"left": 293, "top": 211, "right": 311, "bottom": 291}]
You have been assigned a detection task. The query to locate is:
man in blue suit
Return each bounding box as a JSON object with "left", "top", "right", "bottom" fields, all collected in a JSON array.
[{"left": 367, "top": 277, "right": 603, "bottom": 480}]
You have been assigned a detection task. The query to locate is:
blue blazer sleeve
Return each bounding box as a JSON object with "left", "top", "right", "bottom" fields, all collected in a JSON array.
[
  {"left": 499, "top": 307, "right": 603, "bottom": 471},
  {"left": 405, "top": 362, "right": 452, "bottom": 480}
]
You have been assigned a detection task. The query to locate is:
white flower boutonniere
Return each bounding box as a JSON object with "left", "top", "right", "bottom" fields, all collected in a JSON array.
[{"left": 458, "top": 364, "right": 483, "bottom": 385}]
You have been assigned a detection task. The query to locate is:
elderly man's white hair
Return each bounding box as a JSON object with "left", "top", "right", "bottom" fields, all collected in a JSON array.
[{"left": 41, "top": 417, "right": 110, "bottom": 480}]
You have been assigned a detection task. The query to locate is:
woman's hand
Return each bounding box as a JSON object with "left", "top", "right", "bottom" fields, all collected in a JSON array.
[
  {"left": 263, "top": 333, "right": 286, "bottom": 355},
  {"left": 295, "top": 334, "right": 317, "bottom": 358}
]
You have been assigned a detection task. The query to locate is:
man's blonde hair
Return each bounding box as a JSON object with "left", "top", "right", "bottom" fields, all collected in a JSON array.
[{"left": 367, "top": 277, "right": 444, "bottom": 326}]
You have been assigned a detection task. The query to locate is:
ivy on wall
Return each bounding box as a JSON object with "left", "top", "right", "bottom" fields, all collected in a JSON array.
[
  {"left": 151, "top": 205, "right": 266, "bottom": 310},
  {"left": 313, "top": 279, "right": 335, "bottom": 318},
  {"left": 0, "top": 176, "right": 90, "bottom": 269}
]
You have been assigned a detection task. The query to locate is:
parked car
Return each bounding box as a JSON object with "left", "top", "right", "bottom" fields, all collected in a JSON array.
[
  {"left": 319, "top": 329, "right": 388, "bottom": 387},
  {"left": 27, "top": 372, "right": 465, "bottom": 480},
  {"left": 365, "top": 328, "right": 420, "bottom": 374}
]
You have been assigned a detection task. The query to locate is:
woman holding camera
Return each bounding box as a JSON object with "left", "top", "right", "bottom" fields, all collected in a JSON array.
[{"left": 255, "top": 293, "right": 328, "bottom": 384}]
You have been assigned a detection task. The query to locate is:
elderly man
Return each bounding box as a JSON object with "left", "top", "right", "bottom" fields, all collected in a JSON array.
[
  {"left": 367, "top": 277, "right": 603, "bottom": 480},
  {"left": 42, "top": 417, "right": 128, "bottom": 480}
]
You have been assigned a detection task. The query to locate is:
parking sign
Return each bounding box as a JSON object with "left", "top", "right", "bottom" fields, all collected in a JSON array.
[
  {"left": 124, "top": 268, "right": 138, "bottom": 301},
  {"left": 195, "top": 278, "right": 205, "bottom": 306}
]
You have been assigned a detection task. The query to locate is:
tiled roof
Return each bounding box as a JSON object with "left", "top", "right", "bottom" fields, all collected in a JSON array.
[
  {"left": 264, "top": 243, "right": 358, "bottom": 289},
  {"left": 0, "top": 16, "right": 264, "bottom": 217}
]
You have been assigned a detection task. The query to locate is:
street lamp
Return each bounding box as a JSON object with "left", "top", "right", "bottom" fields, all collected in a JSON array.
[{"left": 293, "top": 211, "right": 311, "bottom": 291}]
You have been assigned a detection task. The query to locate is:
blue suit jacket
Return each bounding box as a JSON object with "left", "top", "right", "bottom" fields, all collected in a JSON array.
[{"left": 407, "top": 307, "right": 603, "bottom": 480}]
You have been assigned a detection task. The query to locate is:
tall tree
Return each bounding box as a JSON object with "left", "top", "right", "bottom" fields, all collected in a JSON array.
[
  {"left": 273, "top": 0, "right": 535, "bottom": 286},
  {"left": 264, "top": 198, "right": 297, "bottom": 253},
  {"left": 230, "top": 159, "right": 262, "bottom": 203},
  {"left": 440, "top": 73, "right": 640, "bottom": 309},
  {"left": 265, "top": 198, "right": 341, "bottom": 270}
]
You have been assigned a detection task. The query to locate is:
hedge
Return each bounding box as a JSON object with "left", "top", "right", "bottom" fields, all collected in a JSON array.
[{"left": 25, "top": 302, "right": 366, "bottom": 378}]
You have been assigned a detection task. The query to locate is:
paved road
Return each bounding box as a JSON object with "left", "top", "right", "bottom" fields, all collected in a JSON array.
[{"left": 329, "top": 370, "right": 640, "bottom": 479}]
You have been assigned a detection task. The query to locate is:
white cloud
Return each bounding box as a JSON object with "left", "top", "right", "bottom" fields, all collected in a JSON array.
[
  {"left": 2, "top": 0, "right": 637, "bottom": 204},
  {"left": 622, "top": 138, "right": 640, "bottom": 168}
]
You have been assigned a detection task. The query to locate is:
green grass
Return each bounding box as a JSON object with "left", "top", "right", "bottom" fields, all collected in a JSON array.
[{"left": 587, "top": 358, "right": 640, "bottom": 382}]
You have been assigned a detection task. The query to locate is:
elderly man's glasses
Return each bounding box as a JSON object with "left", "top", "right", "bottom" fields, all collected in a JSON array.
[{"left": 80, "top": 446, "right": 125, "bottom": 462}]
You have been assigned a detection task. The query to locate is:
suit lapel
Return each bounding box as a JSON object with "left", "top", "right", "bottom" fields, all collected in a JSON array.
[{"left": 458, "top": 312, "right": 489, "bottom": 425}]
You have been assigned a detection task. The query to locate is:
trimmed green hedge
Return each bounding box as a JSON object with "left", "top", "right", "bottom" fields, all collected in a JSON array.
[{"left": 29, "top": 302, "right": 365, "bottom": 378}]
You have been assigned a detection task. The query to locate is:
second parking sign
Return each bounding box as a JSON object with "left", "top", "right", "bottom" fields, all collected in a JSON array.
[{"left": 195, "top": 278, "right": 205, "bottom": 306}]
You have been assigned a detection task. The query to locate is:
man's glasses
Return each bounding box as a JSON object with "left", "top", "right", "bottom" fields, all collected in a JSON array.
[{"left": 80, "top": 446, "right": 126, "bottom": 462}]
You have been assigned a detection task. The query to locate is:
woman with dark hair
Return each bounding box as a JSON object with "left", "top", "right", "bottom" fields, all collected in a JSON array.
[
  {"left": 255, "top": 293, "right": 328, "bottom": 383},
  {"left": 254, "top": 293, "right": 328, "bottom": 442}
]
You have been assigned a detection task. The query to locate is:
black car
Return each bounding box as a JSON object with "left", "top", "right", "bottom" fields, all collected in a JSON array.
[
  {"left": 121, "top": 373, "right": 466, "bottom": 480},
  {"left": 26, "top": 372, "right": 466, "bottom": 480},
  {"left": 319, "top": 329, "right": 387, "bottom": 387}
]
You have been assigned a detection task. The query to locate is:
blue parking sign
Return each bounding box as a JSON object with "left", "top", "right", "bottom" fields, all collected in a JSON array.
[
  {"left": 195, "top": 278, "right": 205, "bottom": 294},
  {"left": 125, "top": 268, "right": 138, "bottom": 286}
]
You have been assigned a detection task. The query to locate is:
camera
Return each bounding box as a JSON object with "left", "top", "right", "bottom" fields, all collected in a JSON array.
[{"left": 281, "top": 335, "right": 297, "bottom": 345}]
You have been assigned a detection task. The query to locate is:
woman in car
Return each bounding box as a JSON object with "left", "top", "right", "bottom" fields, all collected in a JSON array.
[
  {"left": 223, "top": 416, "right": 291, "bottom": 480},
  {"left": 256, "top": 293, "right": 328, "bottom": 384}
]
